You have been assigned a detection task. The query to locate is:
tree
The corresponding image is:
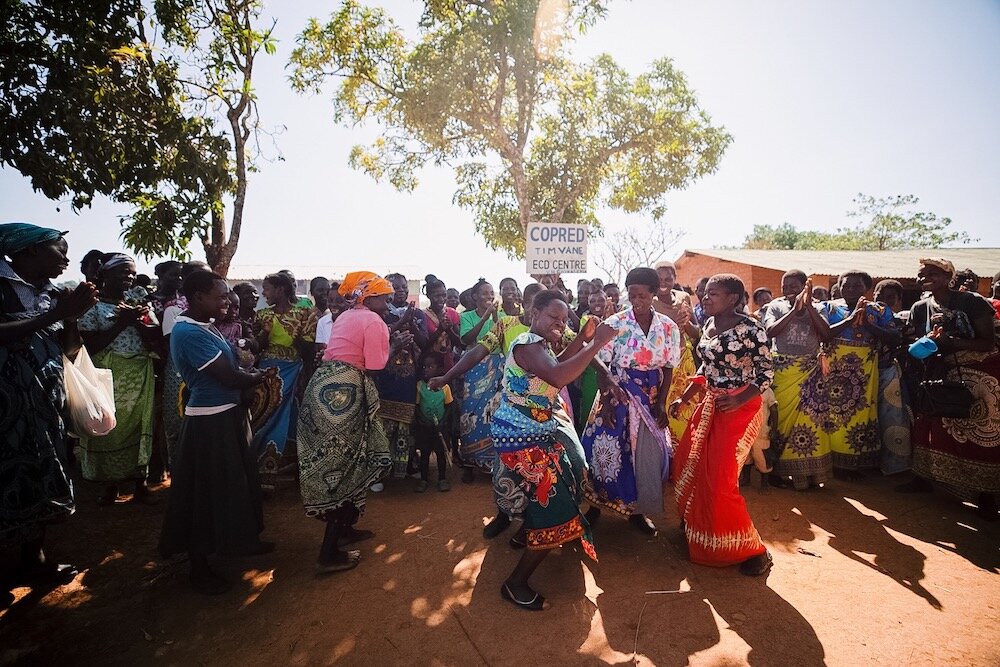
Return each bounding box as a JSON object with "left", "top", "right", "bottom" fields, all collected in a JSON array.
[
  {"left": 843, "top": 193, "right": 973, "bottom": 250},
  {"left": 739, "top": 194, "right": 973, "bottom": 251},
  {"left": 0, "top": 1, "right": 277, "bottom": 276},
  {"left": 740, "top": 222, "right": 844, "bottom": 250},
  {"left": 289, "top": 0, "right": 731, "bottom": 258},
  {"left": 593, "top": 218, "right": 684, "bottom": 284},
  {"left": 121, "top": 0, "right": 278, "bottom": 276},
  {"left": 0, "top": 2, "right": 193, "bottom": 209}
]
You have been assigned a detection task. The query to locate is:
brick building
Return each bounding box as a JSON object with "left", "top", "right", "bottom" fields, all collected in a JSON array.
[{"left": 673, "top": 248, "right": 1000, "bottom": 305}]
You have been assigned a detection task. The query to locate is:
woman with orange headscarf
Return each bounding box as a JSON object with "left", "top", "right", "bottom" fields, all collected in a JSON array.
[{"left": 297, "top": 272, "right": 398, "bottom": 573}]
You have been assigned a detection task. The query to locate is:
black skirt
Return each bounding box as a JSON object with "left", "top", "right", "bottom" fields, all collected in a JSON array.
[{"left": 159, "top": 407, "right": 264, "bottom": 557}]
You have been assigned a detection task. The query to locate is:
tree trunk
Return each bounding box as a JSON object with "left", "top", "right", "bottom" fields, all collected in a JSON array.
[{"left": 203, "top": 198, "right": 231, "bottom": 277}]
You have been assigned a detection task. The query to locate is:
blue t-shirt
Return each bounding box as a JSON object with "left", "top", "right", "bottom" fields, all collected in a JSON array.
[{"left": 170, "top": 317, "right": 242, "bottom": 408}]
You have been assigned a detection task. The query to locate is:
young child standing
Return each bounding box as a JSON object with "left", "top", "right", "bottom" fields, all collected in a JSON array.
[{"left": 414, "top": 352, "right": 454, "bottom": 492}]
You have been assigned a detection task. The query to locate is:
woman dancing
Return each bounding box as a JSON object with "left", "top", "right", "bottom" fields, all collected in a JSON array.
[
  {"left": 491, "top": 290, "right": 617, "bottom": 610},
  {"left": 671, "top": 274, "right": 774, "bottom": 576}
]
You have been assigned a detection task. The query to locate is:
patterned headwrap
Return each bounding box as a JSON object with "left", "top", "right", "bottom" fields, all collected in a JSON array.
[
  {"left": 98, "top": 252, "right": 136, "bottom": 274},
  {"left": 919, "top": 257, "right": 955, "bottom": 277},
  {"left": 0, "top": 222, "right": 66, "bottom": 258},
  {"left": 338, "top": 271, "right": 393, "bottom": 304}
]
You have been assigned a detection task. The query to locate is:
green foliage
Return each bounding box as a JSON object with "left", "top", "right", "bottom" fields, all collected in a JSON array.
[
  {"left": 741, "top": 223, "right": 847, "bottom": 250},
  {"left": 290, "top": 0, "right": 730, "bottom": 257},
  {"left": 843, "top": 193, "right": 974, "bottom": 250},
  {"left": 0, "top": 0, "right": 276, "bottom": 274},
  {"left": 740, "top": 194, "right": 973, "bottom": 251},
  {"left": 0, "top": 1, "right": 195, "bottom": 209}
]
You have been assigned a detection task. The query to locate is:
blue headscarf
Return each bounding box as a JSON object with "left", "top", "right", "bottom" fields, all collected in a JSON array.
[{"left": 0, "top": 222, "right": 66, "bottom": 258}]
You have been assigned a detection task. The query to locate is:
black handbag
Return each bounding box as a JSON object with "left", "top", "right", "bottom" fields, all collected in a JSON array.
[{"left": 914, "top": 356, "right": 975, "bottom": 418}]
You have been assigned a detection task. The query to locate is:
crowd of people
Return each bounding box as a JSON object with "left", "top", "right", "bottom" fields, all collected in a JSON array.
[{"left": 2, "top": 222, "right": 998, "bottom": 609}]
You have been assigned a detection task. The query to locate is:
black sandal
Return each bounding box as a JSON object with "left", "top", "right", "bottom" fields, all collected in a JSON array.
[
  {"left": 500, "top": 583, "right": 547, "bottom": 611},
  {"left": 739, "top": 551, "right": 773, "bottom": 577},
  {"left": 483, "top": 513, "right": 510, "bottom": 538},
  {"left": 316, "top": 550, "right": 361, "bottom": 575},
  {"left": 509, "top": 528, "right": 527, "bottom": 549},
  {"left": 629, "top": 514, "right": 657, "bottom": 536}
]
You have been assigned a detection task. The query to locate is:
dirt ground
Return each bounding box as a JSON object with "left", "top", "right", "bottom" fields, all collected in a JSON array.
[{"left": 1, "top": 468, "right": 998, "bottom": 666}]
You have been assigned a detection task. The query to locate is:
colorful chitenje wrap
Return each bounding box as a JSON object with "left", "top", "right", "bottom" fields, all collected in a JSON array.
[
  {"left": 580, "top": 306, "right": 679, "bottom": 517},
  {"left": 582, "top": 367, "right": 672, "bottom": 516},
  {"left": 666, "top": 336, "right": 698, "bottom": 441},
  {"left": 820, "top": 301, "right": 891, "bottom": 470},
  {"left": 908, "top": 278, "right": 998, "bottom": 499},
  {"left": 298, "top": 271, "right": 394, "bottom": 521},
  {"left": 298, "top": 360, "right": 392, "bottom": 520},
  {"left": 376, "top": 349, "right": 417, "bottom": 478},
  {"left": 77, "top": 294, "right": 155, "bottom": 484},
  {"left": 878, "top": 359, "right": 912, "bottom": 476},
  {"left": 457, "top": 315, "right": 505, "bottom": 473},
  {"left": 490, "top": 332, "right": 596, "bottom": 559},
  {"left": 251, "top": 304, "right": 316, "bottom": 489},
  {"left": 911, "top": 349, "right": 1000, "bottom": 499},
  {"left": 0, "top": 238, "right": 74, "bottom": 544},
  {"left": 773, "top": 352, "right": 834, "bottom": 487},
  {"left": 672, "top": 377, "right": 768, "bottom": 567}
]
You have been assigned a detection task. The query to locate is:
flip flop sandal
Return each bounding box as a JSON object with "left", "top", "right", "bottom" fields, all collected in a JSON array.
[
  {"left": 739, "top": 551, "right": 773, "bottom": 577},
  {"left": 629, "top": 514, "right": 658, "bottom": 536},
  {"left": 316, "top": 550, "right": 361, "bottom": 575},
  {"left": 500, "top": 583, "right": 547, "bottom": 611}
]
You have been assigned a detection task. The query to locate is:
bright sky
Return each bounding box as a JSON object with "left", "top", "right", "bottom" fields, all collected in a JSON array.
[{"left": 2, "top": 0, "right": 998, "bottom": 290}]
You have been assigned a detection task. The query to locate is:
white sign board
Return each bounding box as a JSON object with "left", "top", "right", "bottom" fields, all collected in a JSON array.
[{"left": 525, "top": 222, "right": 588, "bottom": 274}]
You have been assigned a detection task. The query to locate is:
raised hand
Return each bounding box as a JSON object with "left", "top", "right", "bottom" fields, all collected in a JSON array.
[
  {"left": 390, "top": 330, "right": 414, "bottom": 353},
  {"left": 580, "top": 316, "right": 598, "bottom": 342},
  {"left": 594, "top": 322, "right": 619, "bottom": 347},
  {"left": 116, "top": 303, "right": 145, "bottom": 326},
  {"left": 852, "top": 296, "right": 869, "bottom": 325},
  {"left": 55, "top": 282, "right": 98, "bottom": 320}
]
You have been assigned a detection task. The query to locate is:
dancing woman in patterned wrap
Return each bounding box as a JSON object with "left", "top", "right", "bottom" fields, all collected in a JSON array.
[
  {"left": 670, "top": 274, "right": 775, "bottom": 576},
  {"left": 491, "top": 290, "right": 618, "bottom": 611},
  {"left": 581, "top": 267, "right": 680, "bottom": 535},
  {"left": 297, "top": 272, "right": 396, "bottom": 574}
]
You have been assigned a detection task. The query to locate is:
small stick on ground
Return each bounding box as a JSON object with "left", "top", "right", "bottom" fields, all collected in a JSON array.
[
  {"left": 632, "top": 599, "right": 649, "bottom": 665},
  {"left": 449, "top": 606, "right": 490, "bottom": 666}
]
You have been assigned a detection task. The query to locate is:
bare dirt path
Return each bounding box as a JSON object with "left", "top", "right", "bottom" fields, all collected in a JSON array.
[{"left": 2, "top": 471, "right": 998, "bottom": 666}]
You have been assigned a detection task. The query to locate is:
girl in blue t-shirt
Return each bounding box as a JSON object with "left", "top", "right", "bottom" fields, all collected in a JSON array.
[{"left": 158, "top": 271, "right": 270, "bottom": 596}]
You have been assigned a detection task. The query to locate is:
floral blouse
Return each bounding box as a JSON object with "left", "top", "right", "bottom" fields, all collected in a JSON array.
[
  {"left": 697, "top": 317, "right": 773, "bottom": 391},
  {"left": 78, "top": 300, "right": 150, "bottom": 357},
  {"left": 822, "top": 299, "right": 895, "bottom": 346},
  {"left": 490, "top": 332, "right": 561, "bottom": 447},
  {"left": 253, "top": 305, "right": 316, "bottom": 361},
  {"left": 597, "top": 307, "right": 681, "bottom": 370}
]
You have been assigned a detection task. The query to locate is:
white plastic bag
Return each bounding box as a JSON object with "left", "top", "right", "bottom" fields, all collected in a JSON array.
[{"left": 63, "top": 346, "right": 117, "bottom": 437}]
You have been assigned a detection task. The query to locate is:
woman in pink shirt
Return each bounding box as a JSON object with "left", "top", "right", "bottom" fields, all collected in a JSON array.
[{"left": 297, "top": 272, "right": 400, "bottom": 573}]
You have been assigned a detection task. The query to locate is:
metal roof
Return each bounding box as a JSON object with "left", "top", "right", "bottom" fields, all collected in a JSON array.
[{"left": 675, "top": 248, "right": 1000, "bottom": 279}]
